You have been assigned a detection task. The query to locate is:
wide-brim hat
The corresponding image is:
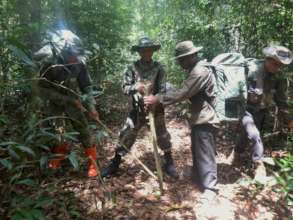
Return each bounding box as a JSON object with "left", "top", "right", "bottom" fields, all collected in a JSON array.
[
  {"left": 131, "top": 37, "right": 161, "bottom": 52},
  {"left": 263, "top": 45, "right": 293, "bottom": 65},
  {"left": 174, "top": 41, "right": 203, "bottom": 59}
]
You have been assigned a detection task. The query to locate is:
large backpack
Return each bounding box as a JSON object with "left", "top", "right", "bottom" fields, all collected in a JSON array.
[
  {"left": 34, "top": 29, "right": 87, "bottom": 66},
  {"left": 203, "top": 53, "right": 249, "bottom": 121}
]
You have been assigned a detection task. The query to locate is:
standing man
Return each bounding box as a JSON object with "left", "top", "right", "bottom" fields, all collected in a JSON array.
[
  {"left": 144, "top": 41, "right": 219, "bottom": 197},
  {"left": 35, "top": 29, "right": 100, "bottom": 177},
  {"left": 101, "top": 37, "right": 178, "bottom": 179},
  {"left": 233, "top": 45, "right": 292, "bottom": 181}
]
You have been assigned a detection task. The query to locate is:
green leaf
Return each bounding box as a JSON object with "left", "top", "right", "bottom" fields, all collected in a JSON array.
[
  {"left": 16, "top": 179, "right": 36, "bottom": 186},
  {"left": 34, "top": 197, "right": 54, "bottom": 208},
  {"left": 62, "top": 132, "right": 79, "bottom": 142},
  {"left": 31, "top": 209, "right": 45, "bottom": 220},
  {"left": 15, "top": 145, "right": 36, "bottom": 157},
  {"left": 0, "top": 115, "right": 8, "bottom": 124},
  {"left": 68, "top": 152, "right": 79, "bottom": 170},
  {"left": 39, "top": 156, "right": 48, "bottom": 169},
  {"left": 8, "top": 147, "right": 20, "bottom": 160},
  {"left": 19, "top": 209, "right": 34, "bottom": 220},
  {"left": 0, "top": 141, "right": 19, "bottom": 146},
  {"left": 7, "top": 45, "right": 36, "bottom": 67},
  {"left": 38, "top": 144, "right": 50, "bottom": 151},
  {"left": 11, "top": 212, "right": 25, "bottom": 220},
  {"left": 0, "top": 158, "right": 13, "bottom": 170}
]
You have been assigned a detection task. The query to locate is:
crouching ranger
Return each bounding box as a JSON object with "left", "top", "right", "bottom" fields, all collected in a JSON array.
[
  {"left": 101, "top": 37, "right": 178, "bottom": 179},
  {"left": 34, "top": 29, "right": 100, "bottom": 177},
  {"left": 234, "top": 45, "right": 293, "bottom": 181}
]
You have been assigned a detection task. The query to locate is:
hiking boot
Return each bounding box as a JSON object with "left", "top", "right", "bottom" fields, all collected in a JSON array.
[
  {"left": 163, "top": 152, "right": 179, "bottom": 179},
  {"left": 101, "top": 154, "right": 121, "bottom": 178},
  {"left": 254, "top": 160, "right": 266, "bottom": 182}
]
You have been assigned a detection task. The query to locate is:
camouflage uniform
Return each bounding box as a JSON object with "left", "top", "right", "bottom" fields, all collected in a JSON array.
[
  {"left": 236, "top": 57, "right": 290, "bottom": 162},
  {"left": 35, "top": 29, "right": 100, "bottom": 177},
  {"left": 116, "top": 60, "right": 172, "bottom": 155},
  {"left": 102, "top": 37, "right": 177, "bottom": 179},
  {"left": 38, "top": 63, "right": 97, "bottom": 148}
]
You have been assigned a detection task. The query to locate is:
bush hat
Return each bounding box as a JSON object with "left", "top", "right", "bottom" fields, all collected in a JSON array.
[
  {"left": 131, "top": 37, "right": 161, "bottom": 52},
  {"left": 263, "top": 45, "right": 292, "bottom": 65},
  {"left": 175, "top": 41, "right": 203, "bottom": 59}
]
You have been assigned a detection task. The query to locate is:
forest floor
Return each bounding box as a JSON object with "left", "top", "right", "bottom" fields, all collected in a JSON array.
[{"left": 50, "top": 105, "right": 292, "bottom": 220}]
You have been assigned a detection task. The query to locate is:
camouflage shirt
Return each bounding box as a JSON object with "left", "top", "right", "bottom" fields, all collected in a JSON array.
[
  {"left": 122, "top": 60, "right": 166, "bottom": 111},
  {"left": 246, "top": 59, "right": 288, "bottom": 111},
  {"left": 123, "top": 60, "right": 166, "bottom": 95},
  {"left": 38, "top": 63, "right": 97, "bottom": 112},
  {"left": 157, "top": 61, "right": 219, "bottom": 125}
]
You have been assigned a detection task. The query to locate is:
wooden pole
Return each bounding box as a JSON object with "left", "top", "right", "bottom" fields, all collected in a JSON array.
[
  {"left": 145, "top": 81, "right": 164, "bottom": 194},
  {"left": 148, "top": 110, "right": 164, "bottom": 194}
]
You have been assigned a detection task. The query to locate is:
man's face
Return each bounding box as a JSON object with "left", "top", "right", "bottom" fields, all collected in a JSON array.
[
  {"left": 177, "top": 55, "right": 193, "bottom": 70},
  {"left": 138, "top": 48, "right": 154, "bottom": 62},
  {"left": 264, "top": 58, "right": 283, "bottom": 74}
]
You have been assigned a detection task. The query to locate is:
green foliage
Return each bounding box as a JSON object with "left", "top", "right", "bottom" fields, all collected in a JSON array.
[
  {"left": 1, "top": 0, "right": 292, "bottom": 218},
  {"left": 274, "top": 152, "right": 293, "bottom": 205},
  {"left": 130, "top": 0, "right": 292, "bottom": 84}
]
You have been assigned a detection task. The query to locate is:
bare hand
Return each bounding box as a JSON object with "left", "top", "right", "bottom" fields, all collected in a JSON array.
[
  {"left": 144, "top": 95, "right": 159, "bottom": 106},
  {"left": 135, "top": 83, "right": 145, "bottom": 95}
]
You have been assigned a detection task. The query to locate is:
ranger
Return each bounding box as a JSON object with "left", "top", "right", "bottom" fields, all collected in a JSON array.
[
  {"left": 35, "top": 29, "right": 100, "bottom": 177},
  {"left": 233, "top": 45, "right": 293, "bottom": 181},
  {"left": 145, "top": 41, "right": 219, "bottom": 199},
  {"left": 101, "top": 37, "right": 178, "bottom": 179}
]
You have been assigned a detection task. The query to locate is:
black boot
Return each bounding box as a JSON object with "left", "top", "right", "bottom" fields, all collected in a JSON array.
[
  {"left": 163, "top": 152, "right": 179, "bottom": 179},
  {"left": 101, "top": 153, "right": 121, "bottom": 178}
]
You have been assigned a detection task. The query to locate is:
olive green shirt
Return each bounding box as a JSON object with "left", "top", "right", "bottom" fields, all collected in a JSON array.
[{"left": 158, "top": 61, "right": 219, "bottom": 125}]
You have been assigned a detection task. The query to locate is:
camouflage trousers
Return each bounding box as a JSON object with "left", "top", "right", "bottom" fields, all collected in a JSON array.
[
  {"left": 43, "top": 101, "right": 94, "bottom": 148},
  {"left": 116, "top": 105, "right": 172, "bottom": 156}
]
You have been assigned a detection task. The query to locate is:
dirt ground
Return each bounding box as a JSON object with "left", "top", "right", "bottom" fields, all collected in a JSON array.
[{"left": 61, "top": 106, "right": 292, "bottom": 220}]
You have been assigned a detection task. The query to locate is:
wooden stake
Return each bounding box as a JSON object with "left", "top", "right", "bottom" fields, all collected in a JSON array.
[
  {"left": 144, "top": 80, "right": 164, "bottom": 194},
  {"left": 148, "top": 110, "right": 164, "bottom": 194}
]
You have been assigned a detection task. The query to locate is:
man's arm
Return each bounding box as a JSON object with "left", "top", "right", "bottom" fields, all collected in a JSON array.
[
  {"left": 37, "top": 81, "right": 78, "bottom": 105},
  {"left": 76, "top": 64, "right": 100, "bottom": 122},
  {"left": 144, "top": 66, "right": 212, "bottom": 106},
  {"left": 157, "top": 67, "right": 211, "bottom": 106},
  {"left": 77, "top": 65, "right": 97, "bottom": 113}
]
